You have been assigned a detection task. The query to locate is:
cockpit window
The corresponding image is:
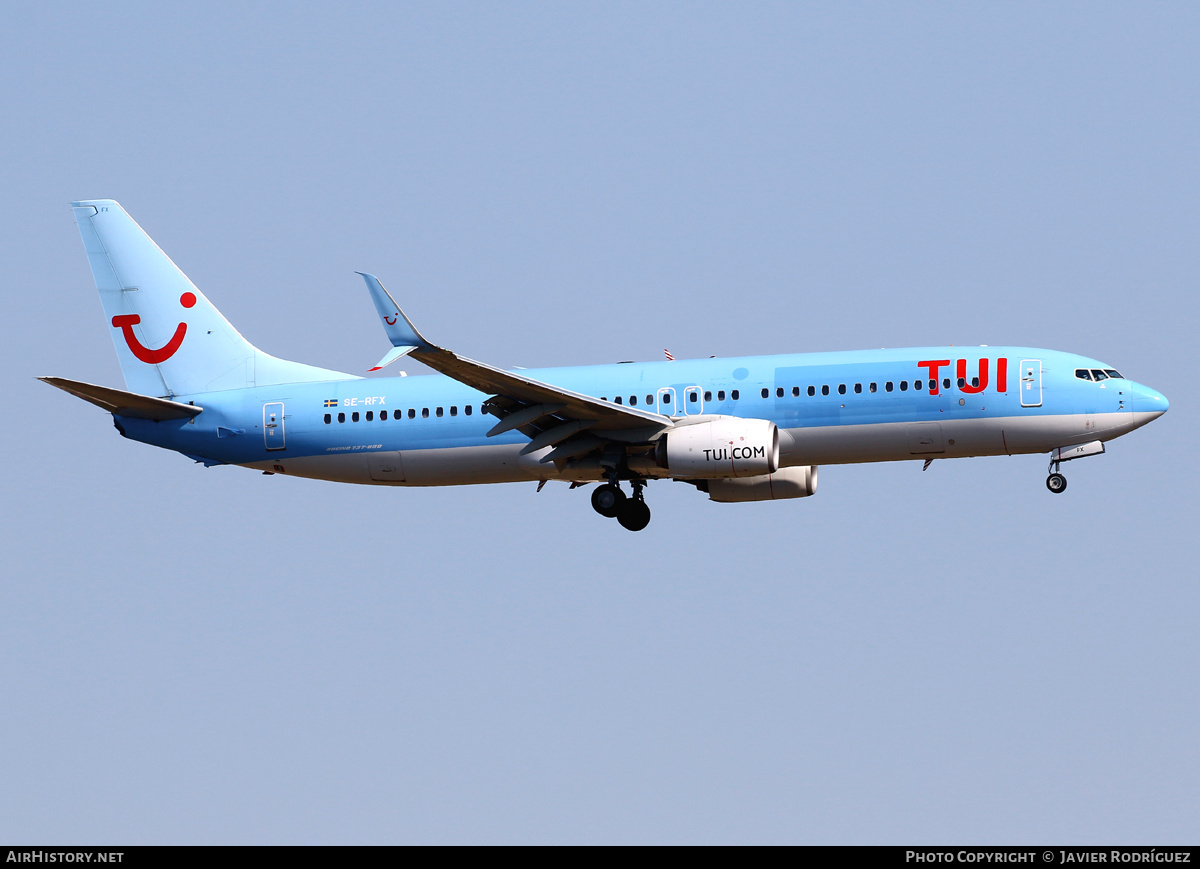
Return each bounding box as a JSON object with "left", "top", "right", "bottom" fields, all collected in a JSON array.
[
  {"left": 1104, "top": 369, "right": 1123, "bottom": 379},
  {"left": 1075, "top": 369, "right": 1093, "bottom": 381},
  {"left": 1091, "top": 369, "right": 1108, "bottom": 381}
]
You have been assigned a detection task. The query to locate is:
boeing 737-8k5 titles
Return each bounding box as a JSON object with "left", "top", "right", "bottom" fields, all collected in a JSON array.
[{"left": 44, "top": 200, "right": 1169, "bottom": 531}]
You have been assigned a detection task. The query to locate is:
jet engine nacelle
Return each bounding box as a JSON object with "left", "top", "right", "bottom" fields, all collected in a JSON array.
[
  {"left": 704, "top": 465, "right": 818, "bottom": 502},
  {"left": 656, "top": 417, "right": 779, "bottom": 478}
]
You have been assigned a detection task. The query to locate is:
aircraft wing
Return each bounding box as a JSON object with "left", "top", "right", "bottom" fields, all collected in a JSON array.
[{"left": 358, "top": 273, "right": 671, "bottom": 463}]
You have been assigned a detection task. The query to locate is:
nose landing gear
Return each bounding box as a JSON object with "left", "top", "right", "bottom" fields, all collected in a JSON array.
[
  {"left": 1046, "top": 457, "right": 1067, "bottom": 494},
  {"left": 590, "top": 478, "right": 652, "bottom": 531},
  {"left": 1043, "top": 440, "right": 1105, "bottom": 494}
]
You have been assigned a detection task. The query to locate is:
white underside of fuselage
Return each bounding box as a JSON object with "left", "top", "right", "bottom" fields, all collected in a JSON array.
[{"left": 242, "top": 411, "right": 1158, "bottom": 487}]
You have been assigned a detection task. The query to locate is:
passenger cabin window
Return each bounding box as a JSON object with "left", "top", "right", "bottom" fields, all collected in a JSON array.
[
  {"left": 408, "top": 408, "right": 416, "bottom": 419},
  {"left": 1091, "top": 369, "right": 1109, "bottom": 381},
  {"left": 718, "top": 390, "right": 726, "bottom": 401},
  {"left": 689, "top": 391, "right": 698, "bottom": 403},
  {"left": 615, "top": 396, "right": 623, "bottom": 404},
  {"left": 421, "top": 408, "right": 429, "bottom": 418},
  {"left": 731, "top": 390, "right": 740, "bottom": 400},
  {"left": 450, "top": 406, "right": 458, "bottom": 416},
  {"left": 900, "top": 381, "right": 908, "bottom": 391},
  {"left": 838, "top": 384, "right": 846, "bottom": 395},
  {"left": 943, "top": 378, "right": 951, "bottom": 390},
  {"left": 436, "top": 407, "right": 444, "bottom": 417},
  {"left": 821, "top": 385, "right": 829, "bottom": 396},
  {"left": 971, "top": 377, "right": 979, "bottom": 388},
  {"left": 775, "top": 387, "right": 784, "bottom": 398},
  {"left": 352, "top": 411, "right": 360, "bottom": 422},
  {"left": 704, "top": 391, "right": 712, "bottom": 401},
  {"left": 885, "top": 382, "right": 894, "bottom": 392},
  {"left": 807, "top": 386, "right": 816, "bottom": 396},
  {"left": 761, "top": 388, "right": 769, "bottom": 399},
  {"left": 957, "top": 378, "right": 966, "bottom": 387},
  {"left": 869, "top": 382, "right": 877, "bottom": 393},
  {"left": 366, "top": 411, "right": 374, "bottom": 421},
  {"left": 646, "top": 395, "right": 653, "bottom": 405},
  {"left": 465, "top": 405, "right": 473, "bottom": 416},
  {"left": 324, "top": 413, "right": 331, "bottom": 424},
  {"left": 338, "top": 412, "right": 346, "bottom": 423},
  {"left": 629, "top": 396, "right": 637, "bottom": 406},
  {"left": 854, "top": 383, "right": 862, "bottom": 394},
  {"left": 792, "top": 386, "right": 800, "bottom": 397},
  {"left": 381, "top": 410, "right": 388, "bottom": 421}
]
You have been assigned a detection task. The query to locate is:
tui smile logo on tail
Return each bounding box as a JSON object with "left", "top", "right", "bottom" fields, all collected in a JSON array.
[{"left": 112, "top": 292, "right": 196, "bottom": 364}]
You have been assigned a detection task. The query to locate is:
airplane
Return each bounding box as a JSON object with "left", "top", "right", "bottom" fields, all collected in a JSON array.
[{"left": 42, "top": 200, "right": 1169, "bottom": 531}]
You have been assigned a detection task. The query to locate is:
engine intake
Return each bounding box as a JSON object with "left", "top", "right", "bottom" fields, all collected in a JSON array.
[{"left": 656, "top": 417, "right": 779, "bottom": 478}]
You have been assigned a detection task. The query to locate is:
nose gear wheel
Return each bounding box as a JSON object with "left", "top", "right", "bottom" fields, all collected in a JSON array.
[{"left": 1045, "top": 457, "right": 1067, "bottom": 494}]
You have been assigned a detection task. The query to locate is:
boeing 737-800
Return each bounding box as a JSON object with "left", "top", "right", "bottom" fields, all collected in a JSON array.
[{"left": 43, "top": 200, "right": 1169, "bottom": 531}]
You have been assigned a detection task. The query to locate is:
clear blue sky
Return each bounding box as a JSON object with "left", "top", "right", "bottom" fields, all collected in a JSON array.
[{"left": 1, "top": 2, "right": 1196, "bottom": 844}]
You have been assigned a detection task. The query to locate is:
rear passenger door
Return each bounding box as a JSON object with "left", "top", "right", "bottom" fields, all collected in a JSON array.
[{"left": 263, "top": 402, "right": 285, "bottom": 450}]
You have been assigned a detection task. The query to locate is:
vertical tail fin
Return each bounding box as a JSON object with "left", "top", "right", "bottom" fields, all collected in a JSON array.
[{"left": 71, "top": 200, "right": 355, "bottom": 397}]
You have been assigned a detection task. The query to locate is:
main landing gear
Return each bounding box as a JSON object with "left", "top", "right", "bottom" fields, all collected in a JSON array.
[
  {"left": 590, "top": 479, "right": 652, "bottom": 531},
  {"left": 1046, "top": 457, "right": 1067, "bottom": 494}
]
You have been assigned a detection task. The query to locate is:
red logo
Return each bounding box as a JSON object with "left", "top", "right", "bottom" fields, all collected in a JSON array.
[
  {"left": 918, "top": 358, "right": 1008, "bottom": 394},
  {"left": 112, "top": 292, "right": 196, "bottom": 364},
  {"left": 384, "top": 313, "right": 398, "bottom": 325}
]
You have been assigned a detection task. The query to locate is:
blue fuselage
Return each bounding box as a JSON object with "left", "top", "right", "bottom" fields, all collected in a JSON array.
[{"left": 114, "top": 346, "right": 1167, "bottom": 482}]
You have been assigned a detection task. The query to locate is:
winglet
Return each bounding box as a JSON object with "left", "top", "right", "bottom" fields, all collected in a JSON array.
[
  {"left": 368, "top": 346, "right": 413, "bottom": 372},
  {"left": 357, "top": 272, "right": 431, "bottom": 372},
  {"left": 358, "top": 272, "right": 430, "bottom": 346}
]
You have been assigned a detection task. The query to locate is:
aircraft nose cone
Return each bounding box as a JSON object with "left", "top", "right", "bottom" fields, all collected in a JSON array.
[{"left": 1132, "top": 383, "right": 1169, "bottom": 419}]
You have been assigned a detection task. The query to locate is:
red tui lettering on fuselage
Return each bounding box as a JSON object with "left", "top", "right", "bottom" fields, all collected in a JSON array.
[{"left": 917, "top": 358, "right": 1008, "bottom": 395}]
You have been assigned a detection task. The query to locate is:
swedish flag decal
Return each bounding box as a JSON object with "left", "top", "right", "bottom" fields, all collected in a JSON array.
[{"left": 324, "top": 399, "right": 338, "bottom": 407}]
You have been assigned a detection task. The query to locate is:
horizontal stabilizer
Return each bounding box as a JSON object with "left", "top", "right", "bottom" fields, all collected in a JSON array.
[{"left": 38, "top": 376, "right": 203, "bottom": 421}]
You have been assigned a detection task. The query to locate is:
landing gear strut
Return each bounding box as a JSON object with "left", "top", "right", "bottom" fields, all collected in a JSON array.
[
  {"left": 1046, "top": 458, "right": 1067, "bottom": 494},
  {"left": 589, "top": 477, "right": 652, "bottom": 531}
]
